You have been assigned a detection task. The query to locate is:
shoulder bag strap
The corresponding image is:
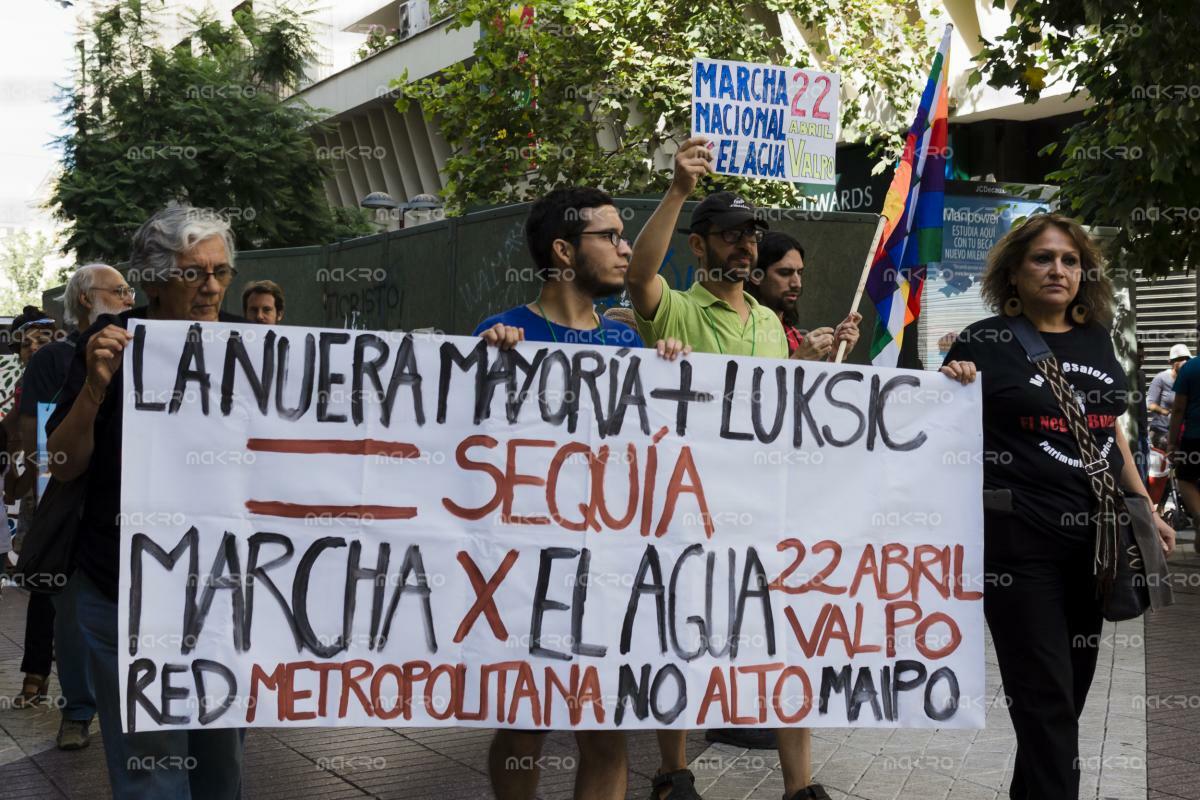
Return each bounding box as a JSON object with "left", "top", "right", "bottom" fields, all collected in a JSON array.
[{"left": 1004, "top": 314, "right": 1120, "bottom": 584}]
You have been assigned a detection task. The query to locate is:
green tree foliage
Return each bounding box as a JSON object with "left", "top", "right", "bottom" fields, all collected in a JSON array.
[
  {"left": 395, "top": 0, "right": 931, "bottom": 212},
  {"left": 0, "top": 231, "right": 64, "bottom": 315},
  {"left": 51, "top": 0, "right": 373, "bottom": 263},
  {"left": 973, "top": 0, "right": 1200, "bottom": 277}
]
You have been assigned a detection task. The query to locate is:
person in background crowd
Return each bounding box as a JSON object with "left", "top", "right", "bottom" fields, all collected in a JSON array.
[
  {"left": 0, "top": 307, "right": 43, "bottom": 507},
  {"left": 1167, "top": 350, "right": 1200, "bottom": 536},
  {"left": 0, "top": 422, "right": 9, "bottom": 591},
  {"left": 943, "top": 213, "right": 1173, "bottom": 799},
  {"left": 1133, "top": 342, "right": 1150, "bottom": 483},
  {"left": 1149, "top": 343, "right": 1192, "bottom": 449},
  {"left": 9, "top": 309, "right": 58, "bottom": 366},
  {"left": 242, "top": 278, "right": 285, "bottom": 324},
  {"left": 47, "top": 205, "right": 246, "bottom": 798},
  {"left": 625, "top": 137, "right": 856, "bottom": 800},
  {"left": 476, "top": 186, "right": 688, "bottom": 800},
  {"left": 3, "top": 308, "right": 57, "bottom": 513},
  {"left": 13, "top": 265, "right": 134, "bottom": 749},
  {"left": 5, "top": 308, "right": 60, "bottom": 713},
  {"left": 745, "top": 231, "right": 861, "bottom": 360}
]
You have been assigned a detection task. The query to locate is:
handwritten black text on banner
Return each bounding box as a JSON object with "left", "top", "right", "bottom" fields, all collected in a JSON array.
[{"left": 119, "top": 320, "right": 983, "bottom": 732}]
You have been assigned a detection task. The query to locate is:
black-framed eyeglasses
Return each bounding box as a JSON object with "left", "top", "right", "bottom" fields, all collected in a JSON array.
[
  {"left": 91, "top": 286, "right": 136, "bottom": 300},
  {"left": 171, "top": 266, "right": 238, "bottom": 287},
  {"left": 712, "top": 227, "right": 766, "bottom": 245},
  {"left": 572, "top": 230, "right": 629, "bottom": 248}
]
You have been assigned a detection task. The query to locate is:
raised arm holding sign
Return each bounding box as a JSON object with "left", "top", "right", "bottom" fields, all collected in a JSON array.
[{"left": 691, "top": 58, "right": 839, "bottom": 186}]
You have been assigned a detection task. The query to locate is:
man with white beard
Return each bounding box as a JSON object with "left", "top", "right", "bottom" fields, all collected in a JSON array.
[
  {"left": 21, "top": 264, "right": 136, "bottom": 464},
  {"left": 16, "top": 263, "right": 133, "bottom": 750}
]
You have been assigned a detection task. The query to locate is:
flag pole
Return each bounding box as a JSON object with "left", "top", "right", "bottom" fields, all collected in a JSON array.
[{"left": 834, "top": 212, "right": 888, "bottom": 364}]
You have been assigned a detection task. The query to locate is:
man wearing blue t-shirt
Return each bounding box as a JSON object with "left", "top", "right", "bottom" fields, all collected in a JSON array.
[
  {"left": 476, "top": 186, "right": 687, "bottom": 800},
  {"left": 477, "top": 186, "right": 639, "bottom": 350},
  {"left": 477, "top": 186, "right": 691, "bottom": 358}
]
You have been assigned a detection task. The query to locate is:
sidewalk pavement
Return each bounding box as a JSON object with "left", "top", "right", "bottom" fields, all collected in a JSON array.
[
  {"left": 1145, "top": 536, "right": 1200, "bottom": 799},
  {"left": 1, "top": 544, "right": 1196, "bottom": 800}
]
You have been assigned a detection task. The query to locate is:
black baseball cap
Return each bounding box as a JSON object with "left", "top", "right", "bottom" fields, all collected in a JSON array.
[
  {"left": 681, "top": 191, "right": 768, "bottom": 234},
  {"left": 6, "top": 306, "right": 55, "bottom": 355}
]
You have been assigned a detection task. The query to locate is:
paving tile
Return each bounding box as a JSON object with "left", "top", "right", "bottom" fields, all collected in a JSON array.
[{"left": 1144, "top": 549, "right": 1200, "bottom": 799}]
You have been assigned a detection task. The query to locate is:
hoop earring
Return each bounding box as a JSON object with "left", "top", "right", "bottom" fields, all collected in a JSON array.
[
  {"left": 1003, "top": 295, "right": 1023, "bottom": 317},
  {"left": 1070, "top": 302, "right": 1090, "bottom": 325}
]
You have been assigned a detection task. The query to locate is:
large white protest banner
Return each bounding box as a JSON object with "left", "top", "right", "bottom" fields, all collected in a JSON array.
[
  {"left": 691, "top": 58, "right": 839, "bottom": 185},
  {"left": 120, "top": 319, "right": 983, "bottom": 733}
]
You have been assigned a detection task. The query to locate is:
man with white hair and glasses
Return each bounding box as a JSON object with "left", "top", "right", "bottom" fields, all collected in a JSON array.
[
  {"left": 47, "top": 206, "right": 246, "bottom": 798},
  {"left": 13, "top": 264, "right": 134, "bottom": 751}
]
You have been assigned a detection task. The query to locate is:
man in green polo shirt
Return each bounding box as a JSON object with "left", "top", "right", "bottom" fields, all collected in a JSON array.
[
  {"left": 627, "top": 137, "right": 857, "bottom": 366},
  {"left": 626, "top": 135, "right": 847, "bottom": 800},
  {"left": 629, "top": 186, "right": 785, "bottom": 357}
]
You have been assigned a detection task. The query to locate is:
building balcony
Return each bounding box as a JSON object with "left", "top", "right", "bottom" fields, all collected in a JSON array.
[{"left": 288, "top": 16, "right": 478, "bottom": 210}]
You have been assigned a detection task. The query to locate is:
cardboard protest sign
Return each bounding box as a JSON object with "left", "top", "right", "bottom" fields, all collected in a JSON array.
[
  {"left": 691, "top": 58, "right": 839, "bottom": 185},
  {"left": 120, "top": 320, "right": 983, "bottom": 733}
]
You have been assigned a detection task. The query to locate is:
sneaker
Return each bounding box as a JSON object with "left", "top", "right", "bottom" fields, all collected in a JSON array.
[
  {"left": 784, "top": 784, "right": 832, "bottom": 800},
  {"left": 56, "top": 718, "right": 91, "bottom": 751},
  {"left": 704, "top": 727, "right": 778, "bottom": 750}
]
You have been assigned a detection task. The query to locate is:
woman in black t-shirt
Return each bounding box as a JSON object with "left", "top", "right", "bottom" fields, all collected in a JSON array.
[{"left": 940, "top": 214, "right": 1174, "bottom": 799}]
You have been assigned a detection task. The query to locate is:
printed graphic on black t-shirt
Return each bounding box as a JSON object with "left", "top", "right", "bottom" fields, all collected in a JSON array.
[{"left": 945, "top": 316, "right": 1127, "bottom": 541}]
